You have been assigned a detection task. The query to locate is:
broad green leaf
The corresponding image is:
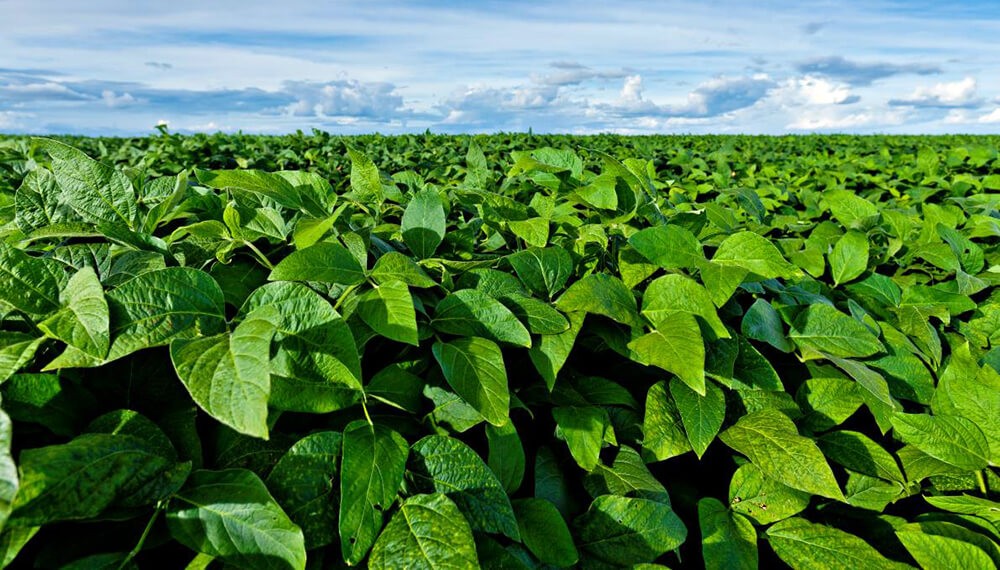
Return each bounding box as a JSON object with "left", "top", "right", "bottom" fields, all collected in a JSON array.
[
  {"left": 817, "top": 430, "right": 905, "bottom": 483},
  {"left": 14, "top": 168, "right": 67, "bottom": 233},
  {"left": 432, "top": 338, "right": 509, "bottom": 427},
  {"left": 339, "top": 421, "right": 409, "bottom": 565},
  {"left": 35, "top": 138, "right": 138, "bottom": 228},
  {"left": 347, "top": 146, "right": 384, "bottom": 203},
  {"left": 767, "top": 518, "right": 909, "bottom": 569},
  {"left": 628, "top": 313, "right": 706, "bottom": 394},
  {"left": 891, "top": 414, "right": 989, "bottom": 471},
  {"left": 508, "top": 217, "right": 549, "bottom": 248},
  {"left": 896, "top": 528, "right": 994, "bottom": 570},
  {"left": 0, "top": 242, "right": 66, "bottom": 316},
  {"left": 899, "top": 521, "right": 1000, "bottom": 568},
  {"left": 741, "top": 298, "right": 793, "bottom": 352},
  {"left": 797, "top": 376, "right": 864, "bottom": 432},
  {"left": 0, "top": 411, "right": 16, "bottom": 533},
  {"left": 933, "top": 345, "right": 1000, "bottom": 464},
  {"left": 486, "top": 422, "right": 525, "bottom": 494},
  {"left": 370, "top": 252, "right": 436, "bottom": 288},
  {"left": 0, "top": 333, "right": 44, "bottom": 383},
  {"left": 410, "top": 435, "right": 519, "bottom": 540},
  {"left": 556, "top": 273, "right": 642, "bottom": 328},
  {"left": 700, "top": 261, "right": 748, "bottom": 307},
  {"left": 242, "top": 282, "right": 362, "bottom": 412},
  {"left": 167, "top": 469, "right": 306, "bottom": 570},
  {"left": 0, "top": 526, "right": 39, "bottom": 568},
  {"left": 368, "top": 493, "right": 478, "bottom": 570},
  {"left": 269, "top": 242, "right": 365, "bottom": 286},
  {"left": 38, "top": 266, "right": 108, "bottom": 358},
  {"left": 830, "top": 230, "right": 870, "bottom": 286},
  {"left": 720, "top": 409, "right": 844, "bottom": 500},
  {"left": 11, "top": 433, "right": 174, "bottom": 525},
  {"left": 266, "top": 431, "right": 341, "bottom": 549},
  {"left": 844, "top": 472, "right": 905, "bottom": 511},
  {"left": 432, "top": 289, "right": 531, "bottom": 347},
  {"left": 789, "top": 303, "right": 884, "bottom": 358},
  {"left": 465, "top": 140, "right": 491, "bottom": 189},
  {"left": 500, "top": 295, "right": 569, "bottom": 335},
  {"left": 827, "top": 356, "right": 899, "bottom": 433},
  {"left": 507, "top": 246, "right": 573, "bottom": 299},
  {"left": 358, "top": 280, "right": 419, "bottom": 346},
  {"left": 575, "top": 495, "right": 687, "bottom": 565},
  {"left": 670, "top": 379, "right": 725, "bottom": 458},
  {"left": 628, "top": 224, "right": 705, "bottom": 270},
  {"left": 729, "top": 462, "right": 811, "bottom": 525},
  {"left": 170, "top": 306, "right": 279, "bottom": 439},
  {"left": 824, "top": 189, "right": 880, "bottom": 229},
  {"left": 514, "top": 498, "right": 578, "bottom": 567},
  {"left": 535, "top": 447, "right": 573, "bottom": 519},
  {"left": 367, "top": 364, "right": 424, "bottom": 413},
  {"left": 712, "top": 231, "right": 799, "bottom": 279},
  {"left": 196, "top": 169, "right": 302, "bottom": 211},
  {"left": 529, "top": 311, "right": 585, "bottom": 390},
  {"left": 642, "top": 381, "right": 692, "bottom": 462},
  {"left": 107, "top": 267, "right": 226, "bottom": 361},
  {"left": 698, "top": 498, "right": 757, "bottom": 570},
  {"left": 642, "top": 274, "right": 729, "bottom": 339},
  {"left": 552, "top": 406, "right": 610, "bottom": 471},
  {"left": 402, "top": 189, "right": 446, "bottom": 259},
  {"left": 584, "top": 446, "right": 667, "bottom": 499}
]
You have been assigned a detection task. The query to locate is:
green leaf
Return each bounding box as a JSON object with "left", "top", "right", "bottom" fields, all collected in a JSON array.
[
  {"left": 242, "top": 282, "right": 362, "bottom": 412},
  {"left": 465, "top": 140, "right": 491, "bottom": 189},
  {"left": 896, "top": 528, "right": 995, "bottom": 570},
  {"left": 402, "top": 189, "right": 446, "bottom": 259},
  {"left": 106, "top": 267, "right": 226, "bottom": 361},
  {"left": 486, "top": 422, "right": 525, "bottom": 494},
  {"left": 0, "top": 411, "right": 16, "bottom": 533},
  {"left": 11, "top": 433, "right": 174, "bottom": 525},
  {"left": 729, "top": 462, "right": 810, "bottom": 525},
  {"left": 712, "top": 231, "right": 799, "bottom": 279},
  {"left": 508, "top": 217, "right": 549, "bottom": 248},
  {"left": 35, "top": 138, "right": 138, "bottom": 228},
  {"left": 339, "top": 421, "right": 409, "bottom": 566},
  {"left": 556, "top": 273, "right": 642, "bottom": 328},
  {"left": 529, "top": 311, "right": 585, "bottom": 390},
  {"left": 196, "top": 169, "right": 302, "bottom": 211},
  {"left": 38, "top": 266, "right": 109, "bottom": 358},
  {"left": 642, "top": 274, "right": 729, "bottom": 339},
  {"left": 358, "top": 280, "right": 419, "bottom": 346},
  {"left": 824, "top": 189, "right": 880, "bottom": 229},
  {"left": 170, "top": 306, "right": 279, "bottom": 439},
  {"left": 500, "top": 295, "right": 569, "bottom": 335},
  {"left": 14, "top": 168, "right": 67, "bottom": 233},
  {"left": 433, "top": 289, "right": 531, "bottom": 347},
  {"left": 514, "top": 498, "right": 578, "bottom": 567},
  {"left": 269, "top": 241, "right": 366, "bottom": 286},
  {"left": 891, "top": 413, "right": 989, "bottom": 471},
  {"left": 767, "top": 518, "right": 909, "bottom": 569},
  {"left": 432, "top": 338, "right": 509, "bottom": 427},
  {"left": 370, "top": 252, "right": 436, "bottom": 288},
  {"left": 719, "top": 409, "right": 845, "bottom": 501},
  {"left": 0, "top": 242, "right": 66, "bottom": 316},
  {"left": 628, "top": 313, "right": 706, "bottom": 395},
  {"left": 0, "top": 333, "right": 45, "bottom": 383},
  {"left": 167, "top": 468, "right": 306, "bottom": 570},
  {"left": 670, "top": 379, "right": 725, "bottom": 458},
  {"left": 817, "top": 430, "right": 905, "bottom": 483},
  {"left": 698, "top": 498, "right": 757, "bottom": 570},
  {"left": 830, "top": 230, "right": 870, "bottom": 286},
  {"left": 575, "top": 495, "right": 687, "bottom": 565},
  {"left": 789, "top": 303, "right": 885, "bottom": 358},
  {"left": 347, "top": 146, "right": 384, "bottom": 203},
  {"left": 368, "top": 493, "right": 479, "bottom": 570},
  {"left": 584, "top": 446, "right": 667, "bottom": 499},
  {"left": 507, "top": 246, "right": 573, "bottom": 299},
  {"left": 266, "top": 431, "right": 341, "bottom": 549},
  {"left": 629, "top": 224, "right": 705, "bottom": 270},
  {"left": 552, "top": 406, "right": 610, "bottom": 471},
  {"left": 741, "top": 298, "right": 793, "bottom": 352},
  {"left": 700, "top": 261, "right": 748, "bottom": 307},
  {"left": 933, "top": 345, "right": 1000, "bottom": 464},
  {"left": 642, "top": 381, "right": 692, "bottom": 462},
  {"left": 410, "top": 435, "right": 519, "bottom": 540}
]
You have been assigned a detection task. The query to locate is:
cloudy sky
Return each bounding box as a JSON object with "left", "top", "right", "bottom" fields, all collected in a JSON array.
[{"left": 1, "top": 0, "right": 999, "bottom": 135}]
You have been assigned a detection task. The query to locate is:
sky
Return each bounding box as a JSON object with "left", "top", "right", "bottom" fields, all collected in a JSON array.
[{"left": 1, "top": 0, "right": 999, "bottom": 136}]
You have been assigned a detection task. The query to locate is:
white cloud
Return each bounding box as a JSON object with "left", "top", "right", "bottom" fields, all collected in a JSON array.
[
  {"left": 977, "top": 108, "right": 1000, "bottom": 123},
  {"left": 787, "top": 109, "right": 907, "bottom": 130},
  {"left": 943, "top": 107, "right": 1000, "bottom": 124},
  {"left": 889, "top": 77, "right": 981, "bottom": 108},
  {"left": 282, "top": 79, "right": 405, "bottom": 120},
  {"left": 778, "top": 76, "right": 857, "bottom": 105},
  {"left": 101, "top": 90, "right": 137, "bottom": 107}
]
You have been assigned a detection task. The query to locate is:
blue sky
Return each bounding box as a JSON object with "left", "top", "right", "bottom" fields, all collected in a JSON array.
[{"left": 1, "top": 0, "right": 999, "bottom": 135}]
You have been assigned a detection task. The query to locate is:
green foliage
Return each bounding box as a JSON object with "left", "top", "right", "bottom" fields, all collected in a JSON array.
[{"left": 0, "top": 133, "right": 997, "bottom": 568}]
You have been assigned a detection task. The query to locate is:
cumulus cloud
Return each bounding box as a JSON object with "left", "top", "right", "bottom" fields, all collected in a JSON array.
[
  {"left": 888, "top": 77, "right": 982, "bottom": 108},
  {"left": 101, "top": 90, "right": 137, "bottom": 108},
  {"left": 797, "top": 56, "right": 940, "bottom": 86},
  {"left": 787, "top": 110, "right": 906, "bottom": 130},
  {"left": 943, "top": 107, "right": 1000, "bottom": 124},
  {"left": 599, "top": 74, "right": 776, "bottom": 119},
  {"left": 282, "top": 79, "right": 405, "bottom": 120},
  {"left": 773, "top": 76, "right": 858, "bottom": 106},
  {"left": 978, "top": 108, "right": 1000, "bottom": 124}
]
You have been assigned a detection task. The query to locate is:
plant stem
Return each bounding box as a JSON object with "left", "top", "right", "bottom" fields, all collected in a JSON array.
[
  {"left": 118, "top": 501, "right": 165, "bottom": 569},
  {"left": 976, "top": 470, "right": 988, "bottom": 496},
  {"left": 242, "top": 240, "right": 274, "bottom": 270}
]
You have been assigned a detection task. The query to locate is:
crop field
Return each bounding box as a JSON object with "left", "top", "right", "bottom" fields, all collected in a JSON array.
[{"left": 0, "top": 132, "right": 998, "bottom": 569}]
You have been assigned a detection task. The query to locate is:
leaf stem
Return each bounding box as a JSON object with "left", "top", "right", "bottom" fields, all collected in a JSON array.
[
  {"left": 118, "top": 501, "right": 165, "bottom": 569},
  {"left": 242, "top": 240, "right": 274, "bottom": 270},
  {"left": 976, "top": 470, "right": 988, "bottom": 496},
  {"left": 361, "top": 399, "right": 374, "bottom": 427},
  {"left": 332, "top": 283, "right": 360, "bottom": 311}
]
